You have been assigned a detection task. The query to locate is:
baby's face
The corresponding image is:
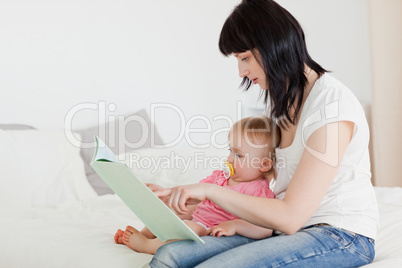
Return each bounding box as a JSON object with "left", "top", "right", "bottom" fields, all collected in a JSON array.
[{"left": 227, "top": 131, "right": 270, "bottom": 183}]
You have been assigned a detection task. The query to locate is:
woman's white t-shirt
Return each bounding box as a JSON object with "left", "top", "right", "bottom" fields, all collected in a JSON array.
[{"left": 271, "top": 73, "right": 379, "bottom": 240}]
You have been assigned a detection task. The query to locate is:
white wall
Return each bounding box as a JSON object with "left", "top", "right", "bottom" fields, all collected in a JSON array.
[
  {"left": 0, "top": 0, "right": 371, "bottom": 144},
  {"left": 280, "top": 0, "right": 372, "bottom": 104},
  {"left": 369, "top": 0, "right": 402, "bottom": 186}
]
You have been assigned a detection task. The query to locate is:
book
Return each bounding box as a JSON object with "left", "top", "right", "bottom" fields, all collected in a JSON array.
[{"left": 90, "top": 136, "right": 204, "bottom": 243}]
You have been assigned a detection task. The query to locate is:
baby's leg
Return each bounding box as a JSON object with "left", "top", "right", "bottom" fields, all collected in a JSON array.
[
  {"left": 115, "top": 226, "right": 155, "bottom": 244},
  {"left": 123, "top": 226, "right": 165, "bottom": 255},
  {"left": 184, "top": 221, "right": 209, "bottom": 237},
  {"left": 114, "top": 229, "right": 124, "bottom": 244},
  {"left": 141, "top": 226, "right": 157, "bottom": 239},
  {"left": 122, "top": 222, "right": 207, "bottom": 254}
]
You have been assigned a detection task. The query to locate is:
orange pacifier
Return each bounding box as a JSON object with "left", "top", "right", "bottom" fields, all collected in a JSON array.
[{"left": 222, "top": 162, "right": 234, "bottom": 179}]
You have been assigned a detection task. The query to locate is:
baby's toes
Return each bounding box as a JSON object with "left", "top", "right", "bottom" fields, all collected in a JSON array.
[
  {"left": 123, "top": 235, "right": 130, "bottom": 245},
  {"left": 114, "top": 229, "right": 124, "bottom": 244},
  {"left": 125, "top": 225, "right": 135, "bottom": 234}
]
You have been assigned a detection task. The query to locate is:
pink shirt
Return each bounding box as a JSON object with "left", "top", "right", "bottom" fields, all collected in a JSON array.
[{"left": 191, "top": 170, "right": 275, "bottom": 228}]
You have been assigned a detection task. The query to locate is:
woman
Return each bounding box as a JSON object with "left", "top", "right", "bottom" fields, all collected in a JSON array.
[{"left": 149, "top": 0, "right": 379, "bottom": 267}]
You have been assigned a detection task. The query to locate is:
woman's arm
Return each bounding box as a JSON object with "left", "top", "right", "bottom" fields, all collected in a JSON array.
[
  {"left": 158, "top": 121, "right": 354, "bottom": 234},
  {"left": 209, "top": 219, "right": 273, "bottom": 239}
]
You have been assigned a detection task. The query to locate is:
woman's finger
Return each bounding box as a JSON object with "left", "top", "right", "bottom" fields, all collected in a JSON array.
[
  {"left": 178, "top": 188, "right": 190, "bottom": 213},
  {"left": 154, "top": 188, "right": 172, "bottom": 198},
  {"left": 166, "top": 187, "right": 176, "bottom": 211},
  {"left": 170, "top": 187, "right": 185, "bottom": 214},
  {"left": 145, "top": 183, "right": 156, "bottom": 192}
]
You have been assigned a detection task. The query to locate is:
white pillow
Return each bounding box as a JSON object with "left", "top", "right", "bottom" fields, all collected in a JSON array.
[
  {"left": 119, "top": 142, "right": 228, "bottom": 188},
  {"left": 0, "top": 130, "right": 97, "bottom": 207}
]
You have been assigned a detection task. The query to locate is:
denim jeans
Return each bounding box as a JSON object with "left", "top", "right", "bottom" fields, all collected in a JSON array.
[{"left": 149, "top": 225, "right": 375, "bottom": 268}]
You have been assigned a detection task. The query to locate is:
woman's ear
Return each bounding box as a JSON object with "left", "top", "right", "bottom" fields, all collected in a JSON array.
[{"left": 259, "top": 157, "right": 273, "bottom": 173}]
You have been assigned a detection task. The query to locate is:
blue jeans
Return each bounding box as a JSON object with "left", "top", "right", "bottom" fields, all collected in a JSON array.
[{"left": 149, "top": 225, "right": 375, "bottom": 268}]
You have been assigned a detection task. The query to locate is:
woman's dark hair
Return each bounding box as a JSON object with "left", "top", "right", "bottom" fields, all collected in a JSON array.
[{"left": 219, "top": 0, "right": 327, "bottom": 128}]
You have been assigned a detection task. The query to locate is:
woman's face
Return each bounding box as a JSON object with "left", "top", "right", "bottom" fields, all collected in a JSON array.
[{"left": 234, "top": 50, "right": 267, "bottom": 90}]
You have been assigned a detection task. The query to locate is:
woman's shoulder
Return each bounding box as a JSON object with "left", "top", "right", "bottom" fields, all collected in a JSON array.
[
  {"left": 300, "top": 73, "right": 369, "bottom": 146},
  {"left": 310, "top": 74, "right": 360, "bottom": 105},
  {"left": 304, "top": 73, "right": 364, "bottom": 120}
]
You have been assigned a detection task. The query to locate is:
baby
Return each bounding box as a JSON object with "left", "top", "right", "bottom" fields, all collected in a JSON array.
[{"left": 114, "top": 116, "right": 280, "bottom": 254}]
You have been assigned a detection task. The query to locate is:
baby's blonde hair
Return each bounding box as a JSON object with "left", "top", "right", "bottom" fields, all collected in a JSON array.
[{"left": 229, "top": 116, "right": 280, "bottom": 163}]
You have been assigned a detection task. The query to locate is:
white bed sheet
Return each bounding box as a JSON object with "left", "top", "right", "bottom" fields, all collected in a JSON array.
[
  {"left": 365, "top": 187, "right": 402, "bottom": 267},
  {"left": 1, "top": 188, "right": 401, "bottom": 267},
  {"left": 0, "top": 195, "right": 152, "bottom": 268}
]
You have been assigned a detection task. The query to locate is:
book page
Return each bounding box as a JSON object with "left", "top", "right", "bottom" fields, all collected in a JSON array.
[
  {"left": 92, "top": 136, "right": 120, "bottom": 163},
  {"left": 90, "top": 136, "right": 204, "bottom": 243}
]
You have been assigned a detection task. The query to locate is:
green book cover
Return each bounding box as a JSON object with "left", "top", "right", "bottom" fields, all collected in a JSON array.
[{"left": 90, "top": 136, "right": 204, "bottom": 243}]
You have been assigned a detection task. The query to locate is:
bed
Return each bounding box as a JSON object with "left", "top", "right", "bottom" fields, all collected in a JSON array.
[{"left": 0, "top": 125, "right": 401, "bottom": 267}]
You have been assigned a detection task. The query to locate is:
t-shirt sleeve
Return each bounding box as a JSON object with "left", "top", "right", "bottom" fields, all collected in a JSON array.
[
  {"left": 243, "top": 180, "right": 275, "bottom": 198},
  {"left": 301, "top": 88, "right": 365, "bottom": 145},
  {"left": 199, "top": 170, "right": 221, "bottom": 184}
]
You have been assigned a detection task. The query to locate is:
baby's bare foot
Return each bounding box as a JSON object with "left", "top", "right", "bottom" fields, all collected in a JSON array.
[
  {"left": 123, "top": 226, "right": 148, "bottom": 252},
  {"left": 114, "top": 229, "right": 124, "bottom": 244}
]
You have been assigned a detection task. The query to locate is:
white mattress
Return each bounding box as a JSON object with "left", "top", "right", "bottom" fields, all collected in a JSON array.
[
  {"left": 0, "top": 187, "right": 401, "bottom": 267},
  {"left": 366, "top": 187, "right": 402, "bottom": 267},
  {"left": 0, "top": 195, "right": 152, "bottom": 267}
]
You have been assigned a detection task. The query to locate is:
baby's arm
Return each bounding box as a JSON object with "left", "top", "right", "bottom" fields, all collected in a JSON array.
[{"left": 209, "top": 219, "right": 273, "bottom": 239}]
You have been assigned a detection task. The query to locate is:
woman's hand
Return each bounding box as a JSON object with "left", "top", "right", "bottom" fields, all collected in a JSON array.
[
  {"left": 208, "top": 221, "right": 236, "bottom": 237},
  {"left": 145, "top": 183, "right": 166, "bottom": 193},
  {"left": 155, "top": 183, "right": 214, "bottom": 215},
  {"left": 145, "top": 183, "right": 170, "bottom": 204}
]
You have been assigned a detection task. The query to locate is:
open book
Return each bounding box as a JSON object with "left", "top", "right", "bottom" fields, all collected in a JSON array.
[{"left": 90, "top": 136, "right": 204, "bottom": 243}]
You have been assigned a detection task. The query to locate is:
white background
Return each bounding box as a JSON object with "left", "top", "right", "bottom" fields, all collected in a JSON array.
[{"left": 0, "top": 0, "right": 371, "bottom": 145}]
